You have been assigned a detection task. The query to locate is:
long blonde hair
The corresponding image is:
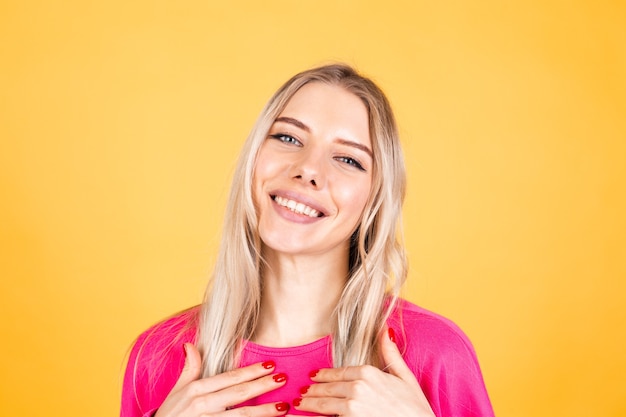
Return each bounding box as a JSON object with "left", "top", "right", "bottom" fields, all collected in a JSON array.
[{"left": 198, "top": 64, "right": 407, "bottom": 376}]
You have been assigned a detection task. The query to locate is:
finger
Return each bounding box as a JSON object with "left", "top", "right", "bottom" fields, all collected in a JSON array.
[
  {"left": 207, "top": 372, "right": 288, "bottom": 409},
  {"left": 190, "top": 360, "right": 278, "bottom": 394},
  {"left": 301, "top": 381, "right": 352, "bottom": 398},
  {"left": 284, "top": 415, "right": 325, "bottom": 417},
  {"left": 380, "top": 327, "right": 418, "bottom": 384},
  {"left": 309, "top": 364, "right": 379, "bottom": 383},
  {"left": 220, "top": 401, "right": 291, "bottom": 416},
  {"left": 171, "top": 343, "right": 202, "bottom": 392},
  {"left": 179, "top": 372, "right": 287, "bottom": 415},
  {"left": 292, "top": 396, "right": 344, "bottom": 416}
]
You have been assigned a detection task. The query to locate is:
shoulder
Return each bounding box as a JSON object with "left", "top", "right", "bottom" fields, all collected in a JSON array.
[
  {"left": 389, "top": 298, "right": 476, "bottom": 358},
  {"left": 134, "top": 306, "right": 199, "bottom": 354},
  {"left": 387, "top": 298, "right": 495, "bottom": 417},
  {"left": 121, "top": 307, "right": 199, "bottom": 417}
]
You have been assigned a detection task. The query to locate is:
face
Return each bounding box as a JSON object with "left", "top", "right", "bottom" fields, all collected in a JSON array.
[{"left": 253, "top": 82, "right": 373, "bottom": 259}]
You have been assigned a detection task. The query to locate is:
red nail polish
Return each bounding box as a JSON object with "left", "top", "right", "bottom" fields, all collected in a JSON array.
[
  {"left": 388, "top": 327, "right": 397, "bottom": 344},
  {"left": 262, "top": 360, "right": 275, "bottom": 369},
  {"left": 182, "top": 344, "right": 188, "bottom": 358},
  {"left": 273, "top": 373, "right": 287, "bottom": 383},
  {"left": 293, "top": 398, "right": 302, "bottom": 407},
  {"left": 309, "top": 369, "right": 319, "bottom": 379},
  {"left": 300, "top": 385, "right": 310, "bottom": 395},
  {"left": 275, "top": 402, "right": 290, "bottom": 412}
]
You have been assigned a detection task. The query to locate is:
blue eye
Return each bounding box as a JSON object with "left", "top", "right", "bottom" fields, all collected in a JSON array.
[
  {"left": 336, "top": 156, "right": 365, "bottom": 171},
  {"left": 270, "top": 133, "right": 301, "bottom": 146}
]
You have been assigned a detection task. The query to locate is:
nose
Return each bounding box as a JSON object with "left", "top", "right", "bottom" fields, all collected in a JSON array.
[{"left": 291, "top": 148, "right": 325, "bottom": 188}]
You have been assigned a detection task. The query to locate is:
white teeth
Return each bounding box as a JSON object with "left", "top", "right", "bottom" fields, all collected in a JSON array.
[{"left": 274, "top": 196, "right": 320, "bottom": 217}]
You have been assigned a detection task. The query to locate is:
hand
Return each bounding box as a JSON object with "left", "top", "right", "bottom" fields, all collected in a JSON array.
[
  {"left": 154, "top": 343, "right": 291, "bottom": 417},
  {"left": 289, "top": 328, "right": 435, "bottom": 417}
]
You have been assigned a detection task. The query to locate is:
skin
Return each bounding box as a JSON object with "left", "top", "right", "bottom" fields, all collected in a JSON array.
[
  {"left": 154, "top": 344, "right": 290, "bottom": 417},
  {"left": 252, "top": 82, "right": 373, "bottom": 347},
  {"left": 154, "top": 83, "right": 435, "bottom": 417},
  {"left": 288, "top": 330, "right": 435, "bottom": 417}
]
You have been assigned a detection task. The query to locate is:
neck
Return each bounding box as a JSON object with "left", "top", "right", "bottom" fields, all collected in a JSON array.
[{"left": 252, "top": 246, "right": 349, "bottom": 347}]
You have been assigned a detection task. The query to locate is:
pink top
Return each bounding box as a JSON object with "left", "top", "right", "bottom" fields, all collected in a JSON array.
[{"left": 121, "top": 299, "right": 495, "bottom": 417}]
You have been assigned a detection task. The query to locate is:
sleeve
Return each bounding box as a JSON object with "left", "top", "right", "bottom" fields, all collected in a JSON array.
[
  {"left": 395, "top": 309, "right": 495, "bottom": 417},
  {"left": 417, "top": 330, "right": 494, "bottom": 417},
  {"left": 120, "top": 330, "right": 161, "bottom": 417},
  {"left": 120, "top": 312, "right": 194, "bottom": 417}
]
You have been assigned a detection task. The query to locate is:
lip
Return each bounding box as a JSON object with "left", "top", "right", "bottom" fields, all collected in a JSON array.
[{"left": 269, "top": 189, "right": 329, "bottom": 223}]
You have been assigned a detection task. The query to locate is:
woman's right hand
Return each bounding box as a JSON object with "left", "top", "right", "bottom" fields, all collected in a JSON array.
[{"left": 154, "top": 343, "right": 290, "bottom": 417}]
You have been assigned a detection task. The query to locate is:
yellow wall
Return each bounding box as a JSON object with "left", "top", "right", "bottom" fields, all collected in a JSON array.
[{"left": 1, "top": 1, "right": 624, "bottom": 416}]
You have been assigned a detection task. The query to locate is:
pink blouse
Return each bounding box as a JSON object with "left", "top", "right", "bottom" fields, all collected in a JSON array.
[{"left": 121, "top": 299, "right": 495, "bottom": 417}]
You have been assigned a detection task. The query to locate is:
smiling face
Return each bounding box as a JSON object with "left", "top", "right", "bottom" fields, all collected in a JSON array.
[{"left": 253, "top": 82, "right": 373, "bottom": 260}]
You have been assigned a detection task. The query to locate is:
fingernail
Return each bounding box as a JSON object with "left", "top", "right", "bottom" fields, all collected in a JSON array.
[
  {"left": 262, "top": 360, "right": 276, "bottom": 369},
  {"left": 309, "top": 369, "right": 319, "bottom": 379},
  {"left": 300, "top": 385, "right": 310, "bottom": 395},
  {"left": 275, "top": 402, "right": 290, "bottom": 412},
  {"left": 273, "top": 373, "right": 287, "bottom": 383},
  {"left": 293, "top": 397, "right": 302, "bottom": 407},
  {"left": 182, "top": 343, "right": 188, "bottom": 358},
  {"left": 388, "top": 327, "right": 397, "bottom": 344}
]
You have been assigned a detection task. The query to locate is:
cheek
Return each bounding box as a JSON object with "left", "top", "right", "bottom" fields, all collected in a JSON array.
[
  {"left": 338, "top": 179, "right": 372, "bottom": 221},
  {"left": 252, "top": 148, "right": 290, "bottom": 212},
  {"left": 254, "top": 147, "right": 283, "bottom": 183},
  {"left": 251, "top": 174, "right": 262, "bottom": 211},
  {"left": 252, "top": 150, "right": 273, "bottom": 197}
]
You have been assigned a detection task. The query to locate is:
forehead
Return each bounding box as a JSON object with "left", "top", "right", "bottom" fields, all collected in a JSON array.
[{"left": 278, "top": 82, "right": 371, "bottom": 147}]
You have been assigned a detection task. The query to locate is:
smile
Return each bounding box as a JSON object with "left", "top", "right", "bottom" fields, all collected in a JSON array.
[{"left": 272, "top": 195, "right": 323, "bottom": 218}]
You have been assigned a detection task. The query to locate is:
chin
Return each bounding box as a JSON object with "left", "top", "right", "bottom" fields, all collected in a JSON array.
[{"left": 261, "top": 237, "right": 316, "bottom": 256}]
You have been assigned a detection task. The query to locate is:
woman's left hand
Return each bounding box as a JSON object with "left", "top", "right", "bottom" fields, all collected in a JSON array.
[{"left": 289, "top": 328, "right": 436, "bottom": 417}]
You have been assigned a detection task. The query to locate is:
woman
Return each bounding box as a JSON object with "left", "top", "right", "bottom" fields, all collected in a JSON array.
[{"left": 121, "top": 64, "right": 495, "bottom": 417}]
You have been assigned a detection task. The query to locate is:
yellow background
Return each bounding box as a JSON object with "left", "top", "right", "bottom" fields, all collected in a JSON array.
[{"left": 1, "top": 1, "right": 624, "bottom": 416}]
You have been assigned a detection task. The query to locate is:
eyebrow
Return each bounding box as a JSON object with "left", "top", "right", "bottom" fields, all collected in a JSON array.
[
  {"left": 274, "top": 116, "right": 373, "bottom": 158},
  {"left": 275, "top": 116, "right": 310, "bottom": 132}
]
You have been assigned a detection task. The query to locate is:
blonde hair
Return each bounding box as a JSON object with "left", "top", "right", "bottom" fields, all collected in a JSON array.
[{"left": 198, "top": 64, "right": 407, "bottom": 376}]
